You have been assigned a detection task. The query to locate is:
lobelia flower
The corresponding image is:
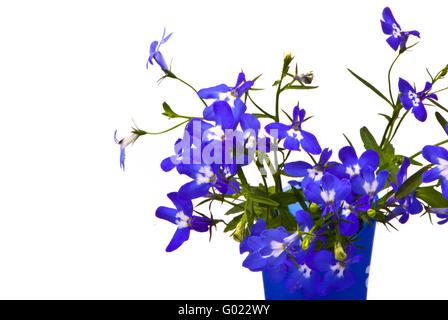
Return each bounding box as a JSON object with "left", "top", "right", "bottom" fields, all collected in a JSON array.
[
  {"left": 155, "top": 192, "right": 211, "bottom": 252},
  {"left": 198, "top": 72, "right": 254, "bottom": 126},
  {"left": 146, "top": 28, "right": 173, "bottom": 72},
  {"left": 338, "top": 194, "right": 371, "bottom": 236},
  {"left": 240, "top": 113, "right": 271, "bottom": 153},
  {"left": 284, "top": 148, "right": 333, "bottom": 188},
  {"left": 327, "top": 146, "right": 379, "bottom": 180},
  {"left": 422, "top": 145, "right": 448, "bottom": 199},
  {"left": 303, "top": 173, "right": 351, "bottom": 217},
  {"left": 243, "top": 227, "right": 301, "bottom": 271},
  {"left": 265, "top": 105, "right": 321, "bottom": 154},
  {"left": 380, "top": 7, "right": 420, "bottom": 52},
  {"left": 351, "top": 167, "right": 389, "bottom": 199},
  {"left": 386, "top": 157, "right": 423, "bottom": 223},
  {"left": 398, "top": 78, "right": 438, "bottom": 122},
  {"left": 176, "top": 163, "right": 239, "bottom": 199},
  {"left": 114, "top": 130, "right": 138, "bottom": 170},
  {"left": 306, "top": 243, "right": 363, "bottom": 296}
]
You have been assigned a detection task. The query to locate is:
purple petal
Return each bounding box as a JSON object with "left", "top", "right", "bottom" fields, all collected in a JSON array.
[
  {"left": 300, "top": 130, "right": 322, "bottom": 155},
  {"left": 166, "top": 227, "right": 190, "bottom": 252},
  {"left": 284, "top": 161, "right": 312, "bottom": 177},
  {"left": 155, "top": 206, "right": 178, "bottom": 224},
  {"left": 197, "top": 84, "right": 230, "bottom": 99},
  {"left": 422, "top": 145, "right": 448, "bottom": 164}
]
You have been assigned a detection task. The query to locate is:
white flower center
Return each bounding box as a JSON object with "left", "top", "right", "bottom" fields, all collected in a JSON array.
[
  {"left": 301, "top": 265, "right": 312, "bottom": 279},
  {"left": 340, "top": 200, "right": 351, "bottom": 217},
  {"left": 321, "top": 189, "right": 336, "bottom": 203},
  {"left": 408, "top": 91, "right": 420, "bottom": 107},
  {"left": 218, "top": 92, "right": 236, "bottom": 108},
  {"left": 331, "top": 263, "right": 345, "bottom": 278},
  {"left": 286, "top": 128, "right": 303, "bottom": 140},
  {"left": 437, "top": 158, "right": 448, "bottom": 179},
  {"left": 307, "top": 168, "right": 323, "bottom": 181},
  {"left": 392, "top": 23, "right": 401, "bottom": 38},
  {"left": 270, "top": 240, "right": 286, "bottom": 258},
  {"left": 346, "top": 163, "right": 361, "bottom": 177},
  {"left": 206, "top": 125, "right": 225, "bottom": 141},
  {"left": 176, "top": 211, "right": 190, "bottom": 229},
  {"left": 196, "top": 166, "right": 214, "bottom": 184},
  {"left": 363, "top": 180, "right": 378, "bottom": 194}
]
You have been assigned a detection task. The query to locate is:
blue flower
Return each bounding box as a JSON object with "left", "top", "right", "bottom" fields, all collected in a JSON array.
[
  {"left": 146, "top": 28, "right": 173, "bottom": 72},
  {"left": 156, "top": 192, "right": 211, "bottom": 252},
  {"left": 284, "top": 148, "right": 333, "bottom": 188},
  {"left": 399, "top": 78, "right": 438, "bottom": 122},
  {"left": 240, "top": 113, "right": 271, "bottom": 154},
  {"left": 339, "top": 195, "right": 371, "bottom": 236},
  {"left": 381, "top": 7, "right": 420, "bottom": 51},
  {"left": 177, "top": 163, "right": 239, "bottom": 199},
  {"left": 198, "top": 72, "right": 253, "bottom": 126},
  {"left": 327, "top": 146, "right": 379, "bottom": 180},
  {"left": 422, "top": 145, "right": 448, "bottom": 199},
  {"left": 303, "top": 173, "right": 351, "bottom": 217},
  {"left": 242, "top": 227, "right": 301, "bottom": 271},
  {"left": 429, "top": 208, "right": 448, "bottom": 225},
  {"left": 351, "top": 167, "right": 389, "bottom": 199},
  {"left": 114, "top": 130, "right": 138, "bottom": 170},
  {"left": 386, "top": 158, "right": 423, "bottom": 223},
  {"left": 284, "top": 249, "right": 321, "bottom": 298},
  {"left": 306, "top": 243, "right": 362, "bottom": 296},
  {"left": 265, "top": 105, "right": 321, "bottom": 154}
]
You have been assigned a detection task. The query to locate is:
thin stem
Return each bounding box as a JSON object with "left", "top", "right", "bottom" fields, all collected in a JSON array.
[
  {"left": 134, "top": 119, "right": 189, "bottom": 135},
  {"left": 246, "top": 92, "right": 274, "bottom": 118},
  {"left": 409, "top": 138, "right": 448, "bottom": 160},
  {"left": 387, "top": 53, "right": 401, "bottom": 108},
  {"left": 389, "top": 109, "right": 410, "bottom": 142},
  {"left": 431, "top": 86, "right": 448, "bottom": 95},
  {"left": 172, "top": 76, "right": 208, "bottom": 108}
]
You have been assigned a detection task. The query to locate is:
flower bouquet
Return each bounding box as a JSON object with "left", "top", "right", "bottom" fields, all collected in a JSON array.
[{"left": 115, "top": 7, "right": 448, "bottom": 299}]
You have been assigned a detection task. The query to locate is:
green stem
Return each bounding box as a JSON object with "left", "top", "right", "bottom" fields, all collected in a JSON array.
[
  {"left": 387, "top": 53, "right": 401, "bottom": 108},
  {"left": 389, "top": 109, "right": 410, "bottom": 142},
  {"left": 134, "top": 119, "right": 189, "bottom": 135},
  {"left": 246, "top": 92, "right": 274, "bottom": 118},
  {"left": 172, "top": 75, "right": 208, "bottom": 108}
]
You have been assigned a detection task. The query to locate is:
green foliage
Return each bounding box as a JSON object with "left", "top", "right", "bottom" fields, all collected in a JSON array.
[
  {"left": 395, "top": 165, "right": 432, "bottom": 199},
  {"left": 415, "top": 187, "right": 448, "bottom": 208}
]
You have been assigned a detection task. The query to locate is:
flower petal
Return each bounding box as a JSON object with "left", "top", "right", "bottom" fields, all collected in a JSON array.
[{"left": 166, "top": 227, "right": 190, "bottom": 252}]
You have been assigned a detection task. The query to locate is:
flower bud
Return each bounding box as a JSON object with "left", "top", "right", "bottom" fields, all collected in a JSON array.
[
  {"left": 309, "top": 203, "right": 319, "bottom": 213},
  {"left": 367, "top": 209, "right": 376, "bottom": 218},
  {"left": 302, "top": 237, "right": 311, "bottom": 251},
  {"left": 334, "top": 242, "right": 347, "bottom": 261}
]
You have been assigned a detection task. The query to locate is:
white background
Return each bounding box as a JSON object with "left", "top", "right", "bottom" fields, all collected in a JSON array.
[{"left": 0, "top": 0, "right": 447, "bottom": 299}]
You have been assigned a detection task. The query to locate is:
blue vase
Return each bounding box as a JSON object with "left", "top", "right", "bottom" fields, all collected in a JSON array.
[{"left": 262, "top": 202, "right": 376, "bottom": 300}]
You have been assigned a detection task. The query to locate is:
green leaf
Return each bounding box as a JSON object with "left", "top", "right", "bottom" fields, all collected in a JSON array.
[
  {"left": 162, "top": 102, "right": 179, "bottom": 118},
  {"left": 435, "top": 112, "right": 448, "bottom": 135},
  {"left": 284, "top": 85, "right": 318, "bottom": 90},
  {"left": 252, "top": 113, "right": 274, "bottom": 119},
  {"left": 378, "top": 113, "right": 392, "bottom": 122},
  {"left": 347, "top": 69, "right": 393, "bottom": 107},
  {"left": 415, "top": 187, "right": 448, "bottom": 208},
  {"left": 282, "top": 109, "right": 293, "bottom": 122},
  {"left": 224, "top": 213, "right": 243, "bottom": 232},
  {"left": 224, "top": 203, "right": 245, "bottom": 215},
  {"left": 360, "top": 126, "right": 380, "bottom": 151},
  {"left": 247, "top": 194, "right": 280, "bottom": 207},
  {"left": 395, "top": 165, "right": 432, "bottom": 199}
]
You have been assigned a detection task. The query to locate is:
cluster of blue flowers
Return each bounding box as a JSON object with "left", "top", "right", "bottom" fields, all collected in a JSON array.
[{"left": 115, "top": 7, "right": 448, "bottom": 298}]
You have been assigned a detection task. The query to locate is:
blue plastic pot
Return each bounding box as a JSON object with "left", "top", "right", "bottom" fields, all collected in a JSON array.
[{"left": 262, "top": 202, "right": 376, "bottom": 300}]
